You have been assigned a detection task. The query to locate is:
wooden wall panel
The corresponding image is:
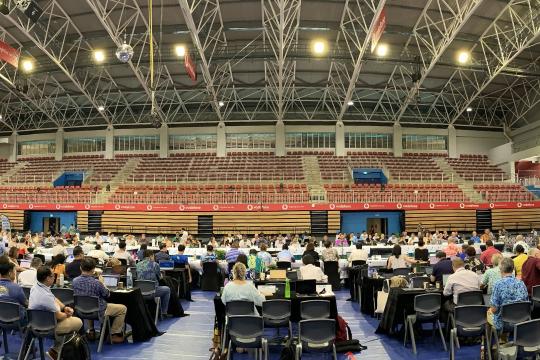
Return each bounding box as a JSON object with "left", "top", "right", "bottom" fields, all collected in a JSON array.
[
  {"left": 212, "top": 211, "right": 310, "bottom": 234},
  {"left": 77, "top": 211, "right": 88, "bottom": 232},
  {"left": 0, "top": 210, "right": 24, "bottom": 230},
  {"left": 328, "top": 211, "right": 340, "bottom": 233},
  {"left": 405, "top": 210, "right": 476, "bottom": 233},
  {"left": 101, "top": 211, "right": 198, "bottom": 234},
  {"left": 492, "top": 208, "right": 540, "bottom": 230}
]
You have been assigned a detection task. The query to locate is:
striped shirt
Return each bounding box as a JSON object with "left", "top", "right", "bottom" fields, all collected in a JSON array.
[{"left": 225, "top": 248, "right": 241, "bottom": 263}]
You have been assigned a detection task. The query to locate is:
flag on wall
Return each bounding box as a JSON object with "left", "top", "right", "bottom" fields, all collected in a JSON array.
[
  {"left": 0, "top": 40, "right": 20, "bottom": 69},
  {"left": 184, "top": 50, "right": 197, "bottom": 82}
]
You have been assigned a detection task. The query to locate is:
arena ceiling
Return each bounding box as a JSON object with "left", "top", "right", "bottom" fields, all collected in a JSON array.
[{"left": 0, "top": 0, "right": 538, "bottom": 133}]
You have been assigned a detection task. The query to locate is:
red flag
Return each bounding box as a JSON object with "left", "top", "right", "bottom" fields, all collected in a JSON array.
[
  {"left": 184, "top": 50, "right": 197, "bottom": 82},
  {"left": 0, "top": 40, "right": 20, "bottom": 69}
]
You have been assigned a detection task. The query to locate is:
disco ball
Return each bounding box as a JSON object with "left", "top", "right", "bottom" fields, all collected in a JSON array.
[{"left": 115, "top": 42, "right": 134, "bottom": 63}]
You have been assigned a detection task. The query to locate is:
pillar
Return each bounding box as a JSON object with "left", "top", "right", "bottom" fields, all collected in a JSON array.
[
  {"left": 275, "top": 120, "right": 286, "bottom": 157},
  {"left": 335, "top": 120, "right": 345, "bottom": 156},
  {"left": 8, "top": 131, "right": 17, "bottom": 163},
  {"left": 55, "top": 128, "right": 63, "bottom": 161},
  {"left": 216, "top": 121, "right": 226, "bottom": 157},
  {"left": 448, "top": 124, "right": 457, "bottom": 158},
  {"left": 105, "top": 125, "right": 114, "bottom": 159},
  {"left": 393, "top": 123, "right": 402, "bottom": 157},
  {"left": 159, "top": 123, "right": 169, "bottom": 158},
  {"left": 508, "top": 161, "right": 516, "bottom": 182}
]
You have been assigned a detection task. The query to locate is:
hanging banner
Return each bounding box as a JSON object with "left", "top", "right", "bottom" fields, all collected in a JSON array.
[
  {"left": 184, "top": 50, "right": 197, "bottom": 82},
  {"left": 371, "top": 7, "right": 386, "bottom": 53},
  {"left": 0, "top": 40, "right": 20, "bottom": 69}
]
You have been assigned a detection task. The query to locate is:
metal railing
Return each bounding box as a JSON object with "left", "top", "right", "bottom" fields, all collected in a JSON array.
[
  {"left": 111, "top": 191, "right": 310, "bottom": 204},
  {"left": 325, "top": 190, "right": 468, "bottom": 203},
  {"left": 0, "top": 191, "right": 101, "bottom": 204},
  {"left": 126, "top": 171, "right": 305, "bottom": 184}
]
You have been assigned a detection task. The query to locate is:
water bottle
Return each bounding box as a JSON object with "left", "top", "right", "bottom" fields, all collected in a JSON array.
[
  {"left": 127, "top": 268, "right": 133, "bottom": 289},
  {"left": 59, "top": 274, "right": 64, "bottom": 287},
  {"left": 284, "top": 278, "right": 291, "bottom": 299}
]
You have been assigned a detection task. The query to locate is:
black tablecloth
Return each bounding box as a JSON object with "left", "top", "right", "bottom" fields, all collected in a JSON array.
[
  {"left": 360, "top": 277, "right": 385, "bottom": 315},
  {"left": 163, "top": 268, "right": 191, "bottom": 300},
  {"left": 160, "top": 276, "right": 185, "bottom": 317},
  {"left": 214, "top": 293, "right": 338, "bottom": 329},
  {"left": 109, "top": 288, "right": 159, "bottom": 342},
  {"left": 375, "top": 288, "right": 443, "bottom": 336}
]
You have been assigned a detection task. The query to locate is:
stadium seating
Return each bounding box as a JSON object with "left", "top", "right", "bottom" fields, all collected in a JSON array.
[
  {"left": 474, "top": 184, "right": 536, "bottom": 202},
  {"left": 0, "top": 185, "right": 100, "bottom": 203},
  {"left": 447, "top": 154, "right": 508, "bottom": 181}
]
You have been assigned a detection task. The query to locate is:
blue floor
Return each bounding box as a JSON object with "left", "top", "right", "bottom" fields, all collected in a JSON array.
[{"left": 1, "top": 290, "right": 482, "bottom": 359}]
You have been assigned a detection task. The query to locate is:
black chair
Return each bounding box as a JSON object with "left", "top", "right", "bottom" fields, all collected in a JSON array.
[
  {"left": 492, "top": 301, "right": 532, "bottom": 353},
  {"left": 497, "top": 319, "right": 540, "bottom": 359},
  {"left": 314, "top": 261, "right": 321, "bottom": 268},
  {"left": 227, "top": 262, "right": 235, "bottom": 275},
  {"left": 457, "top": 290, "right": 484, "bottom": 305},
  {"left": 297, "top": 319, "right": 337, "bottom": 360},
  {"left": 403, "top": 293, "right": 446, "bottom": 354},
  {"left": 227, "top": 315, "right": 268, "bottom": 360},
  {"left": 134, "top": 280, "right": 161, "bottom": 325},
  {"left": 532, "top": 285, "right": 540, "bottom": 311},
  {"left": 276, "top": 261, "right": 291, "bottom": 270},
  {"left": 201, "top": 261, "right": 222, "bottom": 291},
  {"left": 74, "top": 295, "right": 112, "bottom": 353},
  {"left": 410, "top": 276, "right": 429, "bottom": 289},
  {"left": 449, "top": 305, "right": 491, "bottom": 360},
  {"left": 0, "top": 300, "right": 25, "bottom": 355},
  {"left": 51, "top": 288, "right": 74, "bottom": 308},
  {"left": 22, "top": 287, "right": 31, "bottom": 301},
  {"left": 323, "top": 261, "right": 340, "bottom": 290},
  {"left": 300, "top": 300, "right": 330, "bottom": 320},
  {"left": 222, "top": 301, "right": 255, "bottom": 350},
  {"left": 118, "top": 258, "right": 128, "bottom": 266},
  {"left": 351, "top": 260, "right": 366, "bottom": 267},
  {"left": 267, "top": 282, "right": 286, "bottom": 297},
  {"left": 393, "top": 268, "right": 410, "bottom": 276},
  {"left": 129, "top": 266, "right": 137, "bottom": 280},
  {"left": 262, "top": 300, "right": 292, "bottom": 338},
  {"left": 22, "top": 310, "right": 69, "bottom": 360}
]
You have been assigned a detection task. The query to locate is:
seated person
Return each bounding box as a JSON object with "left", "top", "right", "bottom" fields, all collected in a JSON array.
[
  {"left": 72, "top": 257, "right": 127, "bottom": 343},
  {"left": 299, "top": 254, "right": 328, "bottom": 282},
  {"left": 65, "top": 246, "right": 84, "bottom": 280},
  {"left": 442, "top": 238, "right": 461, "bottom": 258},
  {"left": 386, "top": 245, "right": 416, "bottom": 270},
  {"left": 51, "top": 239, "right": 68, "bottom": 257},
  {"left": 276, "top": 244, "right": 295, "bottom": 263},
  {"left": 18, "top": 257, "right": 43, "bottom": 287},
  {"left": 257, "top": 243, "right": 273, "bottom": 267},
  {"left": 513, "top": 244, "right": 528, "bottom": 279},
  {"left": 522, "top": 248, "right": 540, "bottom": 295},
  {"left": 113, "top": 241, "right": 135, "bottom": 266},
  {"left": 482, "top": 253, "right": 503, "bottom": 301},
  {"left": 0, "top": 255, "right": 27, "bottom": 315},
  {"left": 136, "top": 250, "right": 171, "bottom": 316},
  {"left": 225, "top": 241, "right": 241, "bottom": 264},
  {"left": 200, "top": 245, "right": 217, "bottom": 263},
  {"left": 50, "top": 254, "right": 66, "bottom": 279},
  {"left": 87, "top": 244, "right": 110, "bottom": 262},
  {"left": 302, "top": 242, "right": 320, "bottom": 262},
  {"left": 488, "top": 258, "right": 529, "bottom": 339},
  {"left": 106, "top": 258, "right": 126, "bottom": 276},
  {"left": 348, "top": 243, "right": 368, "bottom": 265},
  {"left": 29, "top": 266, "right": 82, "bottom": 359},
  {"left": 136, "top": 244, "right": 148, "bottom": 261},
  {"left": 430, "top": 251, "right": 453, "bottom": 284},
  {"left": 414, "top": 240, "right": 429, "bottom": 262},
  {"left": 443, "top": 258, "right": 482, "bottom": 312},
  {"left": 479, "top": 240, "right": 501, "bottom": 267},
  {"left": 222, "top": 262, "right": 265, "bottom": 311},
  {"left": 154, "top": 243, "right": 171, "bottom": 262},
  {"left": 321, "top": 241, "right": 339, "bottom": 262},
  {"left": 463, "top": 246, "right": 484, "bottom": 273},
  {"left": 170, "top": 245, "right": 193, "bottom": 284}
]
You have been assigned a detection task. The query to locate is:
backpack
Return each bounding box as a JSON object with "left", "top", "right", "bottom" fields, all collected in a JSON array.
[
  {"left": 61, "top": 333, "right": 91, "bottom": 360},
  {"left": 336, "top": 315, "right": 352, "bottom": 342}
]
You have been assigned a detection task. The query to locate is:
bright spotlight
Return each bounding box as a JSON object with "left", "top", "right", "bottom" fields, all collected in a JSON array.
[
  {"left": 21, "top": 59, "right": 34, "bottom": 73},
  {"left": 175, "top": 45, "right": 186, "bottom": 57},
  {"left": 312, "top": 40, "right": 327, "bottom": 56},
  {"left": 93, "top": 50, "right": 106, "bottom": 63},
  {"left": 218, "top": 101, "right": 225, "bottom": 107},
  {"left": 457, "top": 51, "right": 470, "bottom": 64},
  {"left": 98, "top": 105, "right": 105, "bottom": 112},
  {"left": 347, "top": 100, "right": 354, "bottom": 106},
  {"left": 466, "top": 107, "right": 473, "bottom": 112},
  {"left": 375, "top": 43, "right": 389, "bottom": 57}
]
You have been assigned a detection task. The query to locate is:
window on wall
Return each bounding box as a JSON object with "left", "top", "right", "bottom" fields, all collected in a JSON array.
[
  {"left": 64, "top": 137, "right": 106, "bottom": 153},
  {"left": 402, "top": 134, "right": 448, "bottom": 150},
  {"left": 345, "top": 133, "right": 392, "bottom": 149},
  {"left": 169, "top": 134, "right": 217, "bottom": 150},
  {"left": 226, "top": 133, "right": 275, "bottom": 149},
  {"left": 114, "top": 135, "right": 159, "bottom": 151},
  {"left": 285, "top": 132, "right": 335, "bottom": 148},
  {"left": 17, "top": 140, "right": 56, "bottom": 156}
]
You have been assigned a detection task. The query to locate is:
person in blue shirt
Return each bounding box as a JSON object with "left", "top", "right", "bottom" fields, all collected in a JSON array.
[
  {"left": 225, "top": 241, "right": 241, "bottom": 264},
  {"left": 136, "top": 250, "right": 171, "bottom": 315},
  {"left": 170, "top": 244, "right": 192, "bottom": 284},
  {"left": 257, "top": 243, "right": 273, "bottom": 267},
  {"left": 154, "top": 243, "right": 171, "bottom": 262},
  {"left": 0, "top": 255, "right": 27, "bottom": 317},
  {"left": 136, "top": 244, "right": 148, "bottom": 261},
  {"left": 470, "top": 231, "right": 481, "bottom": 244},
  {"left": 201, "top": 245, "right": 217, "bottom": 263},
  {"left": 276, "top": 244, "right": 295, "bottom": 263},
  {"left": 430, "top": 251, "right": 453, "bottom": 284}
]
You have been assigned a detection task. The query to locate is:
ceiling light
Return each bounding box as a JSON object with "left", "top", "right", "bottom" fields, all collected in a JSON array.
[
  {"left": 93, "top": 50, "right": 105, "bottom": 63},
  {"left": 375, "top": 43, "right": 389, "bottom": 57},
  {"left": 98, "top": 105, "right": 105, "bottom": 112},
  {"left": 347, "top": 100, "right": 354, "bottom": 106},
  {"left": 218, "top": 101, "right": 225, "bottom": 107},
  {"left": 0, "top": 115, "right": 2, "bottom": 120},
  {"left": 457, "top": 51, "right": 470, "bottom": 64},
  {"left": 21, "top": 59, "right": 34, "bottom": 73},
  {"left": 466, "top": 107, "right": 473, "bottom": 112},
  {"left": 175, "top": 45, "right": 186, "bottom": 57},
  {"left": 312, "top": 40, "right": 327, "bottom": 56}
]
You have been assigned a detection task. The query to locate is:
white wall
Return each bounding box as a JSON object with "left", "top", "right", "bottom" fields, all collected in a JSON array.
[{"left": 456, "top": 130, "right": 507, "bottom": 156}]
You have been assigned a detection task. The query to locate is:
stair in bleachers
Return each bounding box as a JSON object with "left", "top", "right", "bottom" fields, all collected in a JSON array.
[
  {"left": 197, "top": 215, "right": 213, "bottom": 240},
  {"left": 434, "top": 157, "right": 484, "bottom": 202},
  {"left": 87, "top": 211, "right": 103, "bottom": 233},
  {"left": 310, "top": 211, "right": 328, "bottom": 235},
  {"left": 96, "top": 157, "right": 142, "bottom": 203},
  {"left": 476, "top": 209, "right": 492, "bottom": 232},
  {"left": 0, "top": 161, "right": 28, "bottom": 184},
  {"left": 303, "top": 156, "right": 326, "bottom": 202}
]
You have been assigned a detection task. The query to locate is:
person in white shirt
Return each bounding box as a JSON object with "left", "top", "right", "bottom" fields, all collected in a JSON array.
[
  {"left": 181, "top": 228, "right": 189, "bottom": 243},
  {"left": 513, "top": 234, "right": 530, "bottom": 254},
  {"left": 51, "top": 239, "right": 68, "bottom": 257},
  {"left": 113, "top": 241, "right": 135, "bottom": 266},
  {"left": 348, "top": 243, "right": 368, "bottom": 265},
  {"left": 87, "top": 244, "right": 110, "bottom": 262},
  {"left": 18, "top": 257, "right": 42, "bottom": 287},
  {"left": 238, "top": 238, "right": 252, "bottom": 248},
  {"left": 81, "top": 241, "right": 95, "bottom": 255},
  {"left": 299, "top": 254, "right": 328, "bottom": 282},
  {"left": 443, "top": 258, "right": 482, "bottom": 312},
  {"left": 94, "top": 232, "right": 104, "bottom": 245}
]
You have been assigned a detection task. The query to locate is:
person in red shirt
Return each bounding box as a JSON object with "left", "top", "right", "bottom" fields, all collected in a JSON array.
[
  {"left": 521, "top": 248, "right": 540, "bottom": 295},
  {"left": 480, "top": 240, "right": 501, "bottom": 267}
]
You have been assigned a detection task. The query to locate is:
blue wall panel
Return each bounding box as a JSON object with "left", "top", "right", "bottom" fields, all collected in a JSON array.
[
  {"left": 29, "top": 211, "right": 77, "bottom": 233},
  {"left": 340, "top": 211, "right": 403, "bottom": 235}
]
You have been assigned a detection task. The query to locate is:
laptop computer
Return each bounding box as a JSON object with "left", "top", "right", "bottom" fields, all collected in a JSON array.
[
  {"left": 269, "top": 269, "right": 286, "bottom": 280},
  {"left": 102, "top": 275, "right": 120, "bottom": 290},
  {"left": 66, "top": 248, "right": 74, "bottom": 256},
  {"left": 442, "top": 274, "right": 450, "bottom": 287},
  {"left": 159, "top": 260, "right": 175, "bottom": 271},
  {"left": 286, "top": 270, "right": 299, "bottom": 281},
  {"left": 295, "top": 279, "right": 317, "bottom": 296},
  {"left": 19, "top": 260, "right": 31, "bottom": 269}
]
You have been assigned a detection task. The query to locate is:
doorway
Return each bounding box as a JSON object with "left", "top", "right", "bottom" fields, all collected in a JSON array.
[
  {"left": 43, "top": 217, "right": 60, "bottom": 235},
  {"left": 367, "top": 217, "right": 387, "bottom": 236}
]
